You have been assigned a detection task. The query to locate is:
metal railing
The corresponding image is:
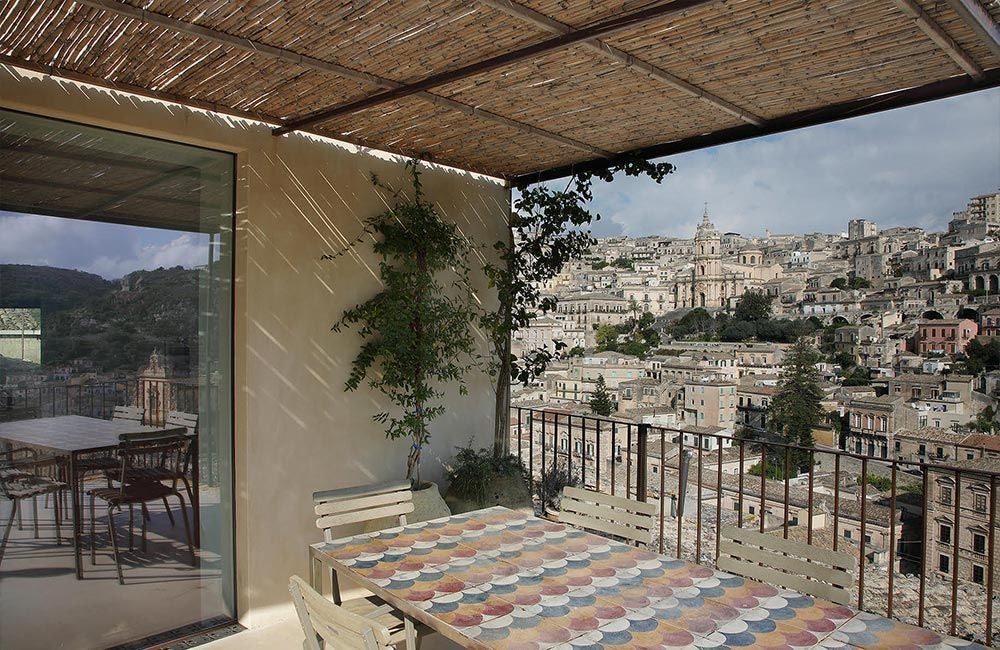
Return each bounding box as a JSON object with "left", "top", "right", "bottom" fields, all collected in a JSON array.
[{"left": 510, "top": 405, "right": 1000, "bottom": 646}]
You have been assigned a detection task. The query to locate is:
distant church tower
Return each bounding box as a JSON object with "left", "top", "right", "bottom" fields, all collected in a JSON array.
[{"left": 692, "top": 204, "right": 723, "bottom": 308}]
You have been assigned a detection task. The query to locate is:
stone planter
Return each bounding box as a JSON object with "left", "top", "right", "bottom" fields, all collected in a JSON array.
[
  {"left": 444, "top": 469, "right": 533, "bottom": 515},
  {"left": 363, "top": 481, "right": 451, "bottom": 532}
]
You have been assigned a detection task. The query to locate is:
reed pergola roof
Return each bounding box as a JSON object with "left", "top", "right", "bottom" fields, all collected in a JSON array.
[{"left": 1, "top": 0, "right": 999, "bottom": 183}]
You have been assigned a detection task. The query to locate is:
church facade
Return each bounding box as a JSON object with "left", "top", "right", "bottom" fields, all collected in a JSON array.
[{"left": 667, "top": 209, "right": 779, "bottom": 310}]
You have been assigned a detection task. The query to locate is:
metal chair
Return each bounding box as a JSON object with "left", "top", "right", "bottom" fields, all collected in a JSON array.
[
  {"left": 289, "top": 575, "right": 416, "bottom": 650},
  {"left": 1, "top": 449, "right": 65, "bottom": 568},
  {"left": 558, "top": 486, "right": 658, "bottom": 547},
  {"left": 105, "top": 416, "right": 195, "bottom": 527},
  {"left": 88, "top": 431, "right": 195, "bottom": 584}
]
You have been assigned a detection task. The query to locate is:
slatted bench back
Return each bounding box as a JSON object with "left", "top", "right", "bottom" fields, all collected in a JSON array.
[
  {"left": 112, "top": 405, "right": 144, "bottom": 423},
  {"left": 559, "top": 486, "right": 657, "bottom": 547},
  {"left": 166, "top": 410, "right": 199, "bottom": 434},
  {"left": 718, "top": 525, "right": 857, "bottom": 605},
  {"left": 313, "top": 480, "right": 414, "bottom": 541}
]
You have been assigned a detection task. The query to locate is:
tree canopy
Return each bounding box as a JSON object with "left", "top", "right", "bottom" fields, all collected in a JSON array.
[
  {"left": 590, "top": 374, "right": 615, "bottom": 416},
  {"left": 733, "top": 289, "right": 772, "bottom": 322},
  {"left": 767, "top": 339, "right": 824, "bottom": 472}
]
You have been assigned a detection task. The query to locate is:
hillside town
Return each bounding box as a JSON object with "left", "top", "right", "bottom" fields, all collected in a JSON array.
[{"left": 511, "top": 189, "right": 1000, "bottom": 641}]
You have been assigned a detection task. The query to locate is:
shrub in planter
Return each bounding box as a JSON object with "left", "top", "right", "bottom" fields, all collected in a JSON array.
[
  {"left": 535, "top": 459, "right": 581, "bottom": 514},
  {"left": 443, "top": 444, "right": 531, "bottom": 514}
]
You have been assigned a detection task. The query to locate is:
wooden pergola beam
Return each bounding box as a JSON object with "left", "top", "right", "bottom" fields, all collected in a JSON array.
[
  {"left": 273, "top": 0, "right": 722, "bottom": 136},
  {"left": 74, "top": 0, "right": 612, "bottom": 157},
  {"left": 943, "top": 0, "right": 1000, "bottom": 59},
  {"left": 891, "top": 0, "right": 984, "bottom": 80},
  {"left": 476, "top": 0, "right": 765, "bottom": 127}
]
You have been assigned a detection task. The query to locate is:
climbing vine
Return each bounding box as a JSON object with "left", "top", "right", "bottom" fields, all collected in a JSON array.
[{"left": 332, "top": 161, "right": 478, "bottom": 485}]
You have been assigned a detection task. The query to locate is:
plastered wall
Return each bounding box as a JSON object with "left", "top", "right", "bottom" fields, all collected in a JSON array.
[{"left": 0, "top": 64, "right": 510, "bottom": 627}]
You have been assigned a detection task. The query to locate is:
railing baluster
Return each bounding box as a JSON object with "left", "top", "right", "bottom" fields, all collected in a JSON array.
[
  {"left": 516, "top": 409, "right": 522, "bottom": 464},
  {"left": 626, "top": 424, "right": 633, "bottom": 500},
  {"left": 888, "top": 460, "right": 897, "bottom": 619},
  {"left": 676, "top": 427, "right": 684, "bottom": 559},
  {"left": 987, "top": 474, "right": 996, "bottom": 646},
  {"left": 696, "top": 436, "right": 703, "bottom": 562},
  {"left": 918, "top": 466, "right": 929, "bottom": 628},
  {"left": 738, "top": 442, "right": 745, "bottom": 528},
  {"left": 859, "top": 457, "right": 867, "bottom": 611},
  {"left": 950, "top": 467, "right": 961, "bottom": 637},
  {"left": 595, "top": 419, "right": 601, "bottom": 490},
  {"left": 540, "top": 413, "right": 547, "bottom": 510},
  {"left": 528, "top": 410, "right": 534, "bottom": 497},
  {"left": 833, "top": 454, "right": 841, "bottom": 552},
  {"left": 807, "top": 450, "right": 814, "bottom": 545},
  {"left": 716, "top": 437, "right": 722, "bottom": 561},
  {"left": 659, "top": 429, "right": 665, "bottom": 554},
  {"left": 610, "top": 422, "right": 617, "bottom": 497},
  {"left": 759, "top": 443, "right": 767, "bottom": 534},
  {"left": 783, "top": 447, "right": 790, "bottom": 540}
]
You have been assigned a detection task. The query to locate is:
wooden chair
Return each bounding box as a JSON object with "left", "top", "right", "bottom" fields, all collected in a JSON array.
[
  {"left": 1, "top": 450, "right": 65, "bottom": 567},
  {"left": 112, "top": 405, "right": 144, "bottom": 423},
  {"left": 312, "top": 481, "right": 414, "bottom": 604},
  {"left": 289, "top": 575, "right": 416, "bottom": 650},
  {"left": 558, "top": 486, "right": 657, "bottom": 547},
  {"left": 88, "top": 431, "right": 195, "bottom": 584},
  {"left": 717, "top": 525, "right": 857, "bottom": 605}
]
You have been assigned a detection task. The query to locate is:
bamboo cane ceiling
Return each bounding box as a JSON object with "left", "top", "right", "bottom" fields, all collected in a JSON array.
[{"left": 1, "top": 0, "right": 998, "bottom": 183}]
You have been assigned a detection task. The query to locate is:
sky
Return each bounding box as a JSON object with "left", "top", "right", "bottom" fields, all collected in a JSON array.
[{"left": 1, "top": 87, "right": 998, "bottom": 280}]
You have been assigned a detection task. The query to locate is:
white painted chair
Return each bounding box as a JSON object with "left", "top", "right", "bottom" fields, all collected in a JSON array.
[
  {"left": 718, "top": 525, "right": 857, "bottom": 605},
  {"left": 289, "top": 575, "right": 416, "bottom": 650},
  {"left": 558, "top": 486, "right": 657, "bottom": 547}
]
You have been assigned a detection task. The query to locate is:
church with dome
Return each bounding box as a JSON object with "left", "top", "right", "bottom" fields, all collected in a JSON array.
[{"left": 665, "top": 207, "right": 780, "bottom": 310}]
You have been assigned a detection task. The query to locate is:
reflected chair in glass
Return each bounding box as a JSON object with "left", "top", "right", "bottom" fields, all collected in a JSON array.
[
  {"left": 111, "top": 405, "right": 144, "bottom": 424},
  {"left": 88, "top": 431, "right": 195, "bottom": 584},
  {"left": 290, "top": 575, "right": 416, "bottom": 650},
  {"left": 1, "top": 449, "right": 66, "bottom": 567}
]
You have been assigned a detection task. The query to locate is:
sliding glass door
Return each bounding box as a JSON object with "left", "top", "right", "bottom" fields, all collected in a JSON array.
[{"left": 0, "top": 109, "right": 235, "bottom": 648}]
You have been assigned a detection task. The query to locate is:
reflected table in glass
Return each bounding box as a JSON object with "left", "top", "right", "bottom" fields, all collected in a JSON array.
[
  {"left": 310, "top": 506, "right": 985, "bottom": 649},
  {"left": 0, "top": 415, "right": 195, "bottom": 579}
]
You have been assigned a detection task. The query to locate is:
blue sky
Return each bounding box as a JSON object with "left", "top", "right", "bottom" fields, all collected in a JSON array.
[{"left": 1, "top": 87, "right": 998, "bottom": 279}]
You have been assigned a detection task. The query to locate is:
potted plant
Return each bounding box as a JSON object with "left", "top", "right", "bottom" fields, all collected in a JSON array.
[
  {"left": 332, "top": 161, "right": 478, "bottom": 519},
  {"left": 443, "top": 443, "right": 532, "bottom": 514}
]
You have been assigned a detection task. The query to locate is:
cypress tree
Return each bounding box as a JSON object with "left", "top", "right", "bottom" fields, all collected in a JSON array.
[
  {"left": 768, "top": 338, "right": 823, "bottom": 473},
  {"left": 590, "top": 374, "right": 615, "bottom": 416}
]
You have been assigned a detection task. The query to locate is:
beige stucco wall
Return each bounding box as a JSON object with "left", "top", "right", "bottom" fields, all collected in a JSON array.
[{"left": 0, "top": 65, "right": 510, "bottom": 628}]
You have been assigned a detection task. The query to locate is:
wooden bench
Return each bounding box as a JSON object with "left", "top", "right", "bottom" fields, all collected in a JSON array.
[
  {"left": 558, "top": 486, "right": 657, "bottom": 547},
  {"left": 718, "top": 525, "right": 857, "bottom": 605}
]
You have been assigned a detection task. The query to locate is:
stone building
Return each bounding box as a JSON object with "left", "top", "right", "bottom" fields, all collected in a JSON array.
[{"left": 924, "top": 456, "right": 1000, "bottom": 590}]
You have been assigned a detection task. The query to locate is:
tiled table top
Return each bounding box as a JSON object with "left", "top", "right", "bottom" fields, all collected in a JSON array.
[{"left": 311, "top": 506, "right": 986, "bottom": 650}]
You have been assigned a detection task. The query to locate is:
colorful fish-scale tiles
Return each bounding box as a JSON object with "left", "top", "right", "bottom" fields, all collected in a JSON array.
[{"left": 315, "top": 507, "right": 987, "bottom": 650}]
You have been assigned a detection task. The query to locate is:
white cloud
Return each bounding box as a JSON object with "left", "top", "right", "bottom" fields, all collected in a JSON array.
[
  {"left": 0, "top": 212, "right": 210, "bottom": 279},
  {"left": 582, "top": 88, "right": 1000, "bottom": 238}
]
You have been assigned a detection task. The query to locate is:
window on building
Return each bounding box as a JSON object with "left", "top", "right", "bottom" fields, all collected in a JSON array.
[
  {"left": 973, "top": 565, "right": 986, "bottom": 584},
  {"left": 941, "top": 486, "right": 953, "bottom": 505},
  {"left": 749, "top": 506, "right": 755, "bottom": 515},
  {"left": 939, "top": 524, "right": 951, "bottom": 544},
  {"left": 919, "top": 444, "right": 927, "bottom": 457},
  {"left": 974, "top": 533, "right": 987, "bottom": 554},
  {"left": 939, "top": 554, "right": 950, "bottom": 574},
  {"left": 652, "top": 465, "right": 658, "bottom": 475},
  {"left": 975, "top": 493, "right": 988, "bottom": 513},
  {"left": 844, "top": 530, "right": 852, "bottom": 539}
]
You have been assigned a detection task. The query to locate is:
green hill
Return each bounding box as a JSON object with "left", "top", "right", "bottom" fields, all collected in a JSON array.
[{"left": 0, "top": 264, "right": 199, "bottom": 373}]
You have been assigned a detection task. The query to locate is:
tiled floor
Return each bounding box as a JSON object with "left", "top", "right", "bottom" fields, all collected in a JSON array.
[{"left": 0, "top": 487, "right": 230, "bottom": 649}]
